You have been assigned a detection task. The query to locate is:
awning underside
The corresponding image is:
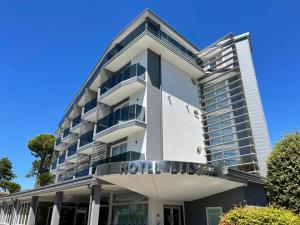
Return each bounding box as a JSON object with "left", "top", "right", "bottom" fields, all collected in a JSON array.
[{"left": 98, "top": 173, "right": 245, "bottom": 201}]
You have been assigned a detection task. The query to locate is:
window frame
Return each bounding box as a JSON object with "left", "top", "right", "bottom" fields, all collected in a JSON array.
[
  {"left": 110, "top": 141, "right": 128, "bottom": 157},
  {"left": 205, "top": 207, "right": 223, "bottom": 225}
]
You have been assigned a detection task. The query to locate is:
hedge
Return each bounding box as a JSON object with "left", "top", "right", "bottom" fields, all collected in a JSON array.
[{"left": 219, "top": 207, "right": 300, "bottom": 225}]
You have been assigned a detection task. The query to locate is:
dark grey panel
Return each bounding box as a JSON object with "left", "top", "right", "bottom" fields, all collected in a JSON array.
[
  {"left": 146, "top": 49, "right": 163, "bottom": 160},
  {"left": 244, "top": 182, "right": 268, "bottom": 206},
  {"left": 185, "top": 187, "right": 245, "bottom": 225},
  {"left": 185, "top": 182, "right": 268, "bottom": 225}
]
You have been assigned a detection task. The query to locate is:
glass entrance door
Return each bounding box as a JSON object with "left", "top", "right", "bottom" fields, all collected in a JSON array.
[{"left": 164, "top": 206, "right": 182, "bottom": 225}]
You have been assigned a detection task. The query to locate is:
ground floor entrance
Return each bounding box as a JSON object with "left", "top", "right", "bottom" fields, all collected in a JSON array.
[{"left": 164, "top": 206, "right": 184, "bottom": 225}]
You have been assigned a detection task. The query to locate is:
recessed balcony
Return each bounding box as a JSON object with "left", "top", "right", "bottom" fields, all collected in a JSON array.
[
  {"left": 54, "top": 137, "right": 62, "bottom": 151},
  {"left": 82, "top": 98, "right": 98, "bottom": 122},
  {"left": 94, "top": 104, "right": 146, "bottom": 143},
  {"left": 50, "top": 160, "right": 57, "bottom": 171},
  {"left": 65, "top": 143, "right": 78, "bottom": 163},
  {"left": 61, "top": 128, "right": 71, "bottom": 143},
  {"left": 98, "top": 63, "right": 146, "bottom": 106},
  {"left": 77, "top": 130, "right": 94, "bottom": 155},
  {"left": 57, "top": 153, "right": 66, "bottom": 168},
  {"left": 70, "top": 114, "right": 82, "bottom": 134}
]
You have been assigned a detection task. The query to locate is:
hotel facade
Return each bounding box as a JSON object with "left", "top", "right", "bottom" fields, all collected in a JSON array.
[{"left": 0, "top": 9, "right": 271, "bottom": 225}]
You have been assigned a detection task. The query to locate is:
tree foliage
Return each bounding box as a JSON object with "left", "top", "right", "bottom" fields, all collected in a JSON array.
[
  {"left": 0, "top": 157, "right": 16, "bottom": 181},
  {"left": 27, "top": 134, "right": 55, "bottom": 177},
  {"left": 219, "top": 206, "right": 300, "bottom": 225},
  {"left": 266, "top": 132, "right": 300, "bottom": 214},
  {"left": 38, "top": 172, "right": 54, "bottom": 186},
  {"left": 0, "top": 181, "right": 21, "bottom": 193}
]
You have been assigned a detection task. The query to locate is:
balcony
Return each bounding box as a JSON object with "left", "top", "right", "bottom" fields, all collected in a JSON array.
[
  {"left": 61, "top": 128, "right": 71, "bottom": 143},
  {"left": 94, "top": 104, "right": 146, "bottom": 143},
  {"left": 92, "top": 151, "right": 145, "bottom": 173},
  {"left": 50, "top": 160, "right": 57, "bottom": 171},
  {"left": 58, "top": 154, "right": 66, "bottom": 166},
  {"left": 70, "top": 115, "right": 81, "bottom": 134},
  {"left": 82, "top": 98, "right": 98, "bottom": 122},
  {"left": 77, "top": 130, "right": 94, "bottom": 155},
  {"left": 99, "top": 63, "right": 146, "bottom": 106},
  {"left": 65, "top": 143, "right": 78, "bottom": 163},
  {"left": 54, "top": 137, "right": 62, "bottom": 151}
]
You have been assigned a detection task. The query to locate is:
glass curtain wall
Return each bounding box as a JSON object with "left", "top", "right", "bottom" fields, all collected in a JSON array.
[{"left": 199, "top": 38, "right": 259, "bottom": 174}]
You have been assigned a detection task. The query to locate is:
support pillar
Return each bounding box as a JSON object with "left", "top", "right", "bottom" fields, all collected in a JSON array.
[
  {"left": 50, "top": 192, "right": 63, "bottom": 225},
  {"left": 9, "top": 200, "right": 18, "bottom": 225},
  {"left": 87, "top": 185, "right": 101, "bottom": 225},
  {"left": 27, "top": 196, "right": 39, "bottom": 225}
]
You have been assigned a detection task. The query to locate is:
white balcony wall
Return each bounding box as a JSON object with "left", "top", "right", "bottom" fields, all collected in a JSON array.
[{"left": 161, "top": 58, "right": 206, "bottom": 163}]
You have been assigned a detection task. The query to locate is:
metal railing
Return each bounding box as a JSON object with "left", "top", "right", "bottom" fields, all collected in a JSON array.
[
  {"left": 96, "top": 104, "right": 145, "bottom": 134},
  {"left": 100, "top": 63, "right": 146, "bottom": 95}
]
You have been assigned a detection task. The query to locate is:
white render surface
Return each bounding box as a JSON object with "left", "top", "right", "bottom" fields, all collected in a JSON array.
[
  {"left": 235, "top": 38, "right": 272, "bottom": 177},
  {"left": 161, "top": 58, "right": 206, "bottom": 163}
]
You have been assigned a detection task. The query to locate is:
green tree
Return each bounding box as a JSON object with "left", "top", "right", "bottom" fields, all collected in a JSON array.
[
  {"left": 38, "top": 172, "right": 54, "bottom": 186},
  {"left": 266, "top": 132, "right": 300, "bottom": 214},
  {"left": 0, "top": 157, "right": 16, "bottom": 182},
  {"left": 0, "top": 181, "right": 21, "bottom": 193},
  {"left": 27, "top": 134, "right": 56, "bottom": 178}
]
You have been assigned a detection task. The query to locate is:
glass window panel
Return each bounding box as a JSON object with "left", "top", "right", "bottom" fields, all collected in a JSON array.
[
  {"left": 224, "top": 150, "right": 237, "bottom": 158},
  {"left": 211, "top": 138, "right": 222, "bottom": 145},
  {"left": 206, "top": 208, "right": 222, "bottom": 225},
  {"left": 222, "top": 134, "right": 233, "bottom": 143},
  {"left": 221, "top": 127, "right": 232, "bottom": 135}
]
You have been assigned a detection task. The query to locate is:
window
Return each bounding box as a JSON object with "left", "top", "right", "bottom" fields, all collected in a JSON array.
[
  {"left": 206, "top": 207, "right": 222, "bottom": 225},
  {"left": 111, "top": 142, "right": 127, "bottom": 156}
]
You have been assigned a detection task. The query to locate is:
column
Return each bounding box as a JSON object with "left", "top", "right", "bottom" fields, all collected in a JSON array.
[
  {"left": 88, "top": 185, "right": 101, "bottom": 225},
  {"left": 50, "top": 192, "right": 63, "bottom": 225},
  {"left": 26, "top": 196, "right": 39, "bottom": 225},
  {"left": 9, "top": 200, "right": 18, "bottom": 225}
]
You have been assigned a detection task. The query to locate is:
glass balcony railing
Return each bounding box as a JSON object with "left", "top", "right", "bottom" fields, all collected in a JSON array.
[
  {"left": 100, "top": 63, "right": 146, "bottom": 95},
  {"left": 84, "top": 98, "right": 97, "bottom": 114},
  {"left": 51, "top": 160, "right": 57, "bottom": 170},
  {"left": 96, "top": 104, "right": 145, "bottom": 134},
  {"left": 67, "top": 143, "right": 77, "bottom": 157},
  {"left": 55, "top": 137, "right": 61, "bottom": 146},
  {"left": 63, "top": 128, "right": 70, "bottom": 138},
  {"left": 59, "top": 17, "right": 202, "bottom": 129},
  {"left": 71, "top": 115, "right": 81, "bottom": 127},
  {"left": 103, "top": 18, "right": 201, "bottom": 65},
  {"left": 58, "top": 154, "right": 66, "bottom": 165},
  {"left": 92, "top": 151, "right": 145, "bottom": 173},
  {"left": 79, "top": 130, "right": 94, "bottom": 147},
  {"left": 75, "top": 167, "right": 90, "bottom": 178}
]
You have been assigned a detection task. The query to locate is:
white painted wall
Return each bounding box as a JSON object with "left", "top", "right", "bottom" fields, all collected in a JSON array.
[
  {"left": 161, "top": 58, "right": 206, "bottom": 163},
  {"left": 235, "top": 37, "right": 272, "bottom": 177},
  {"left": 128, "top": 50, "right": 148, "bottom": 157}
]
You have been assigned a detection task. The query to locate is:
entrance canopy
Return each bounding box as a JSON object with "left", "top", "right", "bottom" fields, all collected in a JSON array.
[{"left": 96, "top": 160, "right": 261, "bottom": 201}]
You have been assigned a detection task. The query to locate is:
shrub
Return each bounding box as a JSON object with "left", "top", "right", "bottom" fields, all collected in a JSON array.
[
  {"left": 219, "top": 207, "right": 300, "bottom": 225},
  {"left": 267, "top": 133, "right": 300, "bottom": 213}
]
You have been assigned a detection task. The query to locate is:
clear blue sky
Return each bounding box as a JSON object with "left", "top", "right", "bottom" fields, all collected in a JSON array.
[{"left": 0, "top": 1, "right": 299, "bottom": 190}]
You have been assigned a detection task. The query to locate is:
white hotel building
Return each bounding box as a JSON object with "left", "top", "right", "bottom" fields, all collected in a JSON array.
[{"left": 0, "top": 9, "right": 271, "bottom": 225}]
